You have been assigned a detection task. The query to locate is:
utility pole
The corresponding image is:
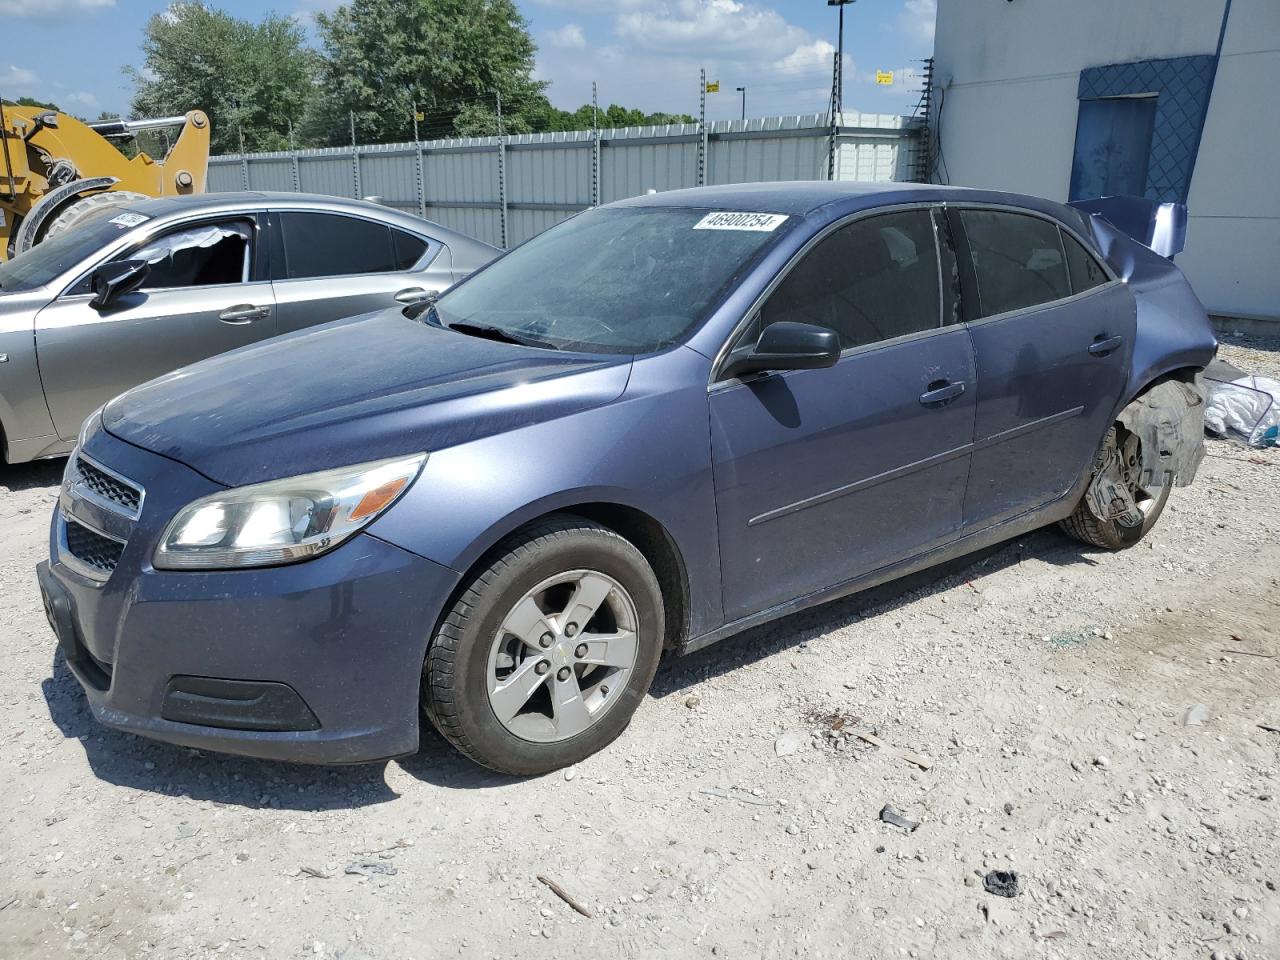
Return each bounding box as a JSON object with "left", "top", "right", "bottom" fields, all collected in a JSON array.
[
  {"left": 349, "top": 110, "right": 361, "bottom": 198},
  {"left": 412, "top": 99, "right": 420, "bottom": 143},
  {"left": 496, "top": 91, "right": 507, "bottom": 250},
  {"left": 828, "top": 0, "right": 855, "bottom": 115},
  {"left": 591, "top": 81, "right": 600, "bottom": 208},
  {"left": 736, "top": 86, "right": 746, "bottom": 121},
  {"left": 698, "top": 67, "right": 707, "bottom": 186}
]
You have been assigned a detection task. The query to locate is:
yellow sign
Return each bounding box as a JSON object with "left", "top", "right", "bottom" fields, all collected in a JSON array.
[
  {"left": 705, "top": 81, "right": 720, "bottom": 93},
  {"left": 875, "top": 70, "right": 894, "bottom": 85},
  {"left": 414, "top": 111, "right": 425, "bottom": 122}
]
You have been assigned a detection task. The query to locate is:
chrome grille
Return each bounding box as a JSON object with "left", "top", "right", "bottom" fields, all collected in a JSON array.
[
  {"left": 64, "top": 518, "right": 125, "bottom": 575},
  {"left": 71, "top": 455, "right": 142, "bottom": 516}
]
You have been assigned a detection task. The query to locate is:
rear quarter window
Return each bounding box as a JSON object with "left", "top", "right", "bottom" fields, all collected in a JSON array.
[{"left": 1063, "top": 232, "right": 1109, "bottom": 294}]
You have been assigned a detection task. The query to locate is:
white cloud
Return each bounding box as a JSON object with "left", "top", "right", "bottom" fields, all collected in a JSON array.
[
  {"left": 0, "top": 0, "right": 113, "bottom": 16},
  {"left": 2, "top": 64, "right": 39, "bottom": 93},
  {"left": 777, "top": 40, "right": 836, "bottom": 76},
  {"left": 65, "top": 90, "right": 100, "bottom": 111},
  {"left": 534, "top": 0, "right": 648, "bottom": 8},
  {"left": 547, "top": 23, "right": 587, "bottom": 50},
  {"left": 900, "top": 0, "right": 936, "bottom": 43},
  {"left": 617, "top": 0, "right": 811, "bottom": 60},
  {"left": 533, "top": 1, "right": 914, "bottom": 121}
]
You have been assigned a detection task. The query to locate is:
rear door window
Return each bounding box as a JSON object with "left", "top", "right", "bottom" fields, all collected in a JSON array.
[
  {"left": 278, "top": 212, "right": 399, "bottom": 279},
  {"left": 960, "top": 210, "right": 1070, "bottom": 317}
]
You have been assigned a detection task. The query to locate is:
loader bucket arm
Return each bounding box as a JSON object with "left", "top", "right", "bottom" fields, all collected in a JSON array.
[
  {"left": 9, "top": 108, "right": 210, "bottom": 198},
  {"left": 0, "top": 107, "right": 209, "bottom": 260}
]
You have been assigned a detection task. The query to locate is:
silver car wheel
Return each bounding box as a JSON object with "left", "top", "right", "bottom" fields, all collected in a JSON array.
[{"left": 485, "top": 569, "right": 640, "bottom": 744}]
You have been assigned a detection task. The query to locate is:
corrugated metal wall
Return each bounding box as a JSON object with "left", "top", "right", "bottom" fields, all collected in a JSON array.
[{"left": 208, "top": 112, "right": 920, "bottom": 248}]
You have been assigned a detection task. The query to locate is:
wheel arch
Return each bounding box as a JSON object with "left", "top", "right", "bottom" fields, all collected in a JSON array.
[
  {"left": 1110, "top": 364, "right": 1207, "bottom": 489},
  {"left": 434, "top": 499, "right": 691, "bottom": 654}
]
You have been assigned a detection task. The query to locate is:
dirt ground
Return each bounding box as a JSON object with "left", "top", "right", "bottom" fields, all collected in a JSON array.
[{"left": 1, "top": 337, "right": 1277, "bottom": 960}]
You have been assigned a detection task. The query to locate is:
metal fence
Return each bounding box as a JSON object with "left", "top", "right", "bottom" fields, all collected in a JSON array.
[{"left": 208, "top": 112, "right": 921, "bottom": 249}]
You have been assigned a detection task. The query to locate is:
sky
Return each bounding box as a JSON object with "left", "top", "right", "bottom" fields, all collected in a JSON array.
[{"left": 0, "top": 0, "right": 936, "bottom": 126}]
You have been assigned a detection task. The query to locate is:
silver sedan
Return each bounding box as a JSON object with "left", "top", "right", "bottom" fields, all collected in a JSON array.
[{"left": 0, "top": 192, "right": 497, "bottom": 464}]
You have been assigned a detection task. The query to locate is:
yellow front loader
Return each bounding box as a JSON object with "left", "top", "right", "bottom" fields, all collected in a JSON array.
[{"left": 0, "top": 104, "right": 210, "bottom": 261}]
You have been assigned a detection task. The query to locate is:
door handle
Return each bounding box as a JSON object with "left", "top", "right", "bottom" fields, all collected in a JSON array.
[
  {"left": 919, "top": 379, "right": 966, "bottom": 405},
  {"left": 219, "top": 304, "right": 270, "bottom": 324},
  {"left": 1088, "top": 334, "right": 1124, "bottom": 356},
  {"left": 394, "top": 287, "right": 437, "bottom": 304}
]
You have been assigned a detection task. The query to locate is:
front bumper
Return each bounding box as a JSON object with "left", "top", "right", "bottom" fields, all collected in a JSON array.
[{"left": 39, "top": 427, "right": 461, "bottom": 764}]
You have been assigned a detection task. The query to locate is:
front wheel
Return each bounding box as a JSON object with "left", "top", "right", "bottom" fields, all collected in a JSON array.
[
  {"left": 424, "top": 515, "right": 664, "bottom": 775},
  {"left": 1059, "top": 426, "right": 1171, "bottom": 550}
]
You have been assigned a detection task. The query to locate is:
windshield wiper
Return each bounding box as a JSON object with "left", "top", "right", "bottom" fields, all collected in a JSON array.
[{"left": 446, "top": 321, "right": 558, "bottom": 350}]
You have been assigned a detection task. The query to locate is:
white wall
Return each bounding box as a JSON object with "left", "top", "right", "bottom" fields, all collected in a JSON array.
[
  {"left": 933, "top": 0, "right": 1280, "bottom": 320},
  {"left": 1176, "top": 0, "right": 1280, "bottom": 318}
]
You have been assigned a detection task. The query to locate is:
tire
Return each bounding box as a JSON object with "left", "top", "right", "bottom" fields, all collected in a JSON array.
[
  {"left": 1059, "top": 426, "right": 1171, "bottom": 550},
  {"left": 40, "top": 190, "right": 150, "bottom": 243},
  {"left": 424, "top": 514, "right": 664, "bottom": 775}
]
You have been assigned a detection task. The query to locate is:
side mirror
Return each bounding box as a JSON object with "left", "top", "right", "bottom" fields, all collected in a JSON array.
[
  {"left": 90, "top": 260, "right": 149, "bottom": 310},
  {"left": 720, "top": 321, "right": 841, "bottom": 381}
]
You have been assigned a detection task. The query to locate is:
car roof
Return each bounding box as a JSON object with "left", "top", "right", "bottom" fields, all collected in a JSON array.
[
  {"left": 613, "top": 180, "right": 1083, "bottom": 227},
  {"left": 113, "top": 191, "right": 498, "bottom": 252}
]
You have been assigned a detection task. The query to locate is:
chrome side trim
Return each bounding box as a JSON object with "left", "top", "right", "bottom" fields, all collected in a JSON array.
[{"left": 747, "top": 405, "right": 1086, "bottom": 527}]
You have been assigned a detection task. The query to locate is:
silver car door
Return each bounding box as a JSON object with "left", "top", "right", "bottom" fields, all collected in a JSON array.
[
  {"left": 270, "top": 210, "right": 453, "bottom": 334},
  {"left": 34, "top": 214, "right": 277, "bottom": 439}
]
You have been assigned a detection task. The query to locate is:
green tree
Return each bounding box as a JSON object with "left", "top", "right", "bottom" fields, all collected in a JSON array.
[
  {"left": 309, "top": 0, "right": 545, "bottom": 144},
  {"left": 128, "top": 2, "right": 318, "bottom": 154},
  {"left": 2, "top": 96, "right": 63, "bottom": 112}
]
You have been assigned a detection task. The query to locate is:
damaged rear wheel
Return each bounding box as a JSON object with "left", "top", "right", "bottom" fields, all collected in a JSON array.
[{"left": 1059, "top": 425, "right": 1171, "bottom": 550}]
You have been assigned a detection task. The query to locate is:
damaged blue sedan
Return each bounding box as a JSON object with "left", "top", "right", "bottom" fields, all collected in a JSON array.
[{"left": 38, "top": 182, "right": 1215, "bottom": 774}]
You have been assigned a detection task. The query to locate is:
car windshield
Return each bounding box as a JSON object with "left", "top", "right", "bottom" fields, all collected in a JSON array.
[
  {"left": 0, "top": 205, "right": 144, "bottom": 293},
  {"left": 432, "top": 206, "right": 793, "bottom": 354}
]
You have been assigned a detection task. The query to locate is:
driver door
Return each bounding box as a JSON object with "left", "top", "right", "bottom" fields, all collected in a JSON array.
[
  {"left": 34, "top": 214, "right": 277, "bottom": 439},
  {"left": 709, "top": 208, "right": 977, "bottom": 621}
]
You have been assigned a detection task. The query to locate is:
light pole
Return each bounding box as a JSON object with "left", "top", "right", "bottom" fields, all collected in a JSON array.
[
  {"left": 827, "top": 0, "right": 855, "bottom": 114},
  {"left": 735, "top": 86, "right": 746, "bottom": 121}
]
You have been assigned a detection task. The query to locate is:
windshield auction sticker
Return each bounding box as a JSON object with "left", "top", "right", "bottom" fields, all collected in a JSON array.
[
  {"left": 108, "top": 213, "right": 150, "bottom": 228},
  {"left": 693, "top": 211, "right": 788, "bottom": 232}
]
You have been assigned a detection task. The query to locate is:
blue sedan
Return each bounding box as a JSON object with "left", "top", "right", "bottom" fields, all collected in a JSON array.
[{"left": 37, "top": 182, "right": 1215, "bottom": 774}]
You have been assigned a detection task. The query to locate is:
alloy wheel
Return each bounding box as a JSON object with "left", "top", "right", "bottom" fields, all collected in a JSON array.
[{"left": 485, "top": 570, "right": 640, "bottom": 743}]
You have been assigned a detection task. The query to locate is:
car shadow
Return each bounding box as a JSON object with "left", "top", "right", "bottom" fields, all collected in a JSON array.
[
  {"left": 40, "top": 526, "right": 1106, "bottom": 802},
  {"left": 652, "top": 526, "right": 1100, "bottom": 698},
  {"left": 0, "top": 457, "right": 65, "bottom": 493}
]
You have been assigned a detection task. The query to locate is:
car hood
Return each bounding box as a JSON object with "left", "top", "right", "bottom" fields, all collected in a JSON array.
[{"left": 103, "top": 310, "right": 633, "bottom": 487}]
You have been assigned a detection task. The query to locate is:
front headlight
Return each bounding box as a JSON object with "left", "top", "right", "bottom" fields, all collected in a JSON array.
[{"left": 154, "top": 454, "right": 426, "bottom": 570}]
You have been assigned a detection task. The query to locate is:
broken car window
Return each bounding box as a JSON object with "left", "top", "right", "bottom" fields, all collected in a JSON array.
[{"left": 130, "top": 221, "right": 253, "bottom": 289}]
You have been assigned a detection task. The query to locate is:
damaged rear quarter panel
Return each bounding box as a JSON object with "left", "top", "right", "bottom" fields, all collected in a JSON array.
[{"left": 1087, "top": 217, "right": 1215, "bottom": 488}]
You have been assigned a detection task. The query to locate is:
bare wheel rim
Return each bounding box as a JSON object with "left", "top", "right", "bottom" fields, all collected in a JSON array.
[
  {"left": 485, "top": 569, "right": 640, "bottom": 744},
  {"left": 1116, "top": 431, "right": 1157, "bottom": 527}
]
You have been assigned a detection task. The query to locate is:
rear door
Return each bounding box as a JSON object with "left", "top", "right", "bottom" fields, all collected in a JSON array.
[
  {"left": 950, "top": 206, "right": 1135, "bottom": 529},
  {"left": 270, "top": 211, "right": 454, "bottom": 334},
  {"left": 709, "top": 207, "right": 977, "bottom": 621},
  {"left": 34, "top": 213, "right": 277, "bottom": 439}
]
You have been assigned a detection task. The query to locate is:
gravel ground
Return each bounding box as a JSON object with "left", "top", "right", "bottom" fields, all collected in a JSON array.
[{"left": 1, "top": 341, "right": 1277, "bottom": 960}]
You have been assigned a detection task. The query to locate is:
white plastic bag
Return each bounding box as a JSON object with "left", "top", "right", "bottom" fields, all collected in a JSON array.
[{"left": 1204, "top": 376, "right": 1280, "bottom": 447}]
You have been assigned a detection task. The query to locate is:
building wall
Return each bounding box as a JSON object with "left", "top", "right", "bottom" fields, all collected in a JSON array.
[{"left": 933, "top": 0, "right": 1280, "bottom": 320}]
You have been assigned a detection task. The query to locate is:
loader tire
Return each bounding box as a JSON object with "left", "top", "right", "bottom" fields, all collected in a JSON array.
[{"left": 40, "top": 190, "right": 149, "bottom": 242}]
